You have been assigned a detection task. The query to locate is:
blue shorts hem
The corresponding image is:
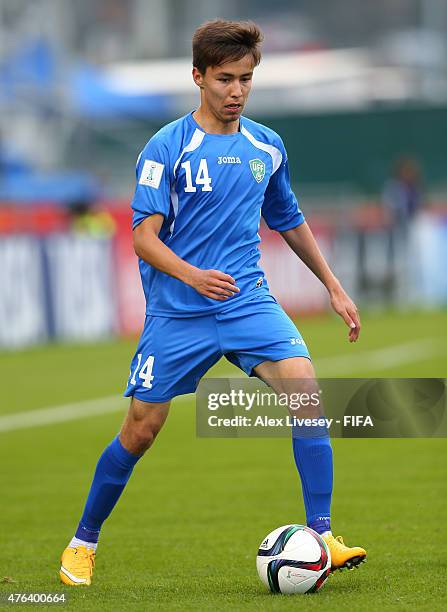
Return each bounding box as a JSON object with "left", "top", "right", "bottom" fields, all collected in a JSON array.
[
  {"left": 247, "top": 351, "right": 312, "bottom": 377},
  {"left": 123, "top": 389, "right": 196, "bottom": 404}
]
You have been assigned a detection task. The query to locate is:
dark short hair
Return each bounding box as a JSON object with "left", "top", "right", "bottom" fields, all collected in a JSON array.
[{"left": 192, "top": 19, "right": 263, "bottom": 74}]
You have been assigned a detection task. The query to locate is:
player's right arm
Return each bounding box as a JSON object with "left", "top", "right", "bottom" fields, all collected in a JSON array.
[
  {"left": 133, "top": 215, "right": 239, "bottom": 301},
  {"left": 131, "top": 136, "right": 238, "bottom": 301}
]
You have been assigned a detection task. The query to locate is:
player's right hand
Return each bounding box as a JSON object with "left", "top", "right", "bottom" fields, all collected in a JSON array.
[{"left": 188, "top": 268, "right": 240, "bottom": 301}]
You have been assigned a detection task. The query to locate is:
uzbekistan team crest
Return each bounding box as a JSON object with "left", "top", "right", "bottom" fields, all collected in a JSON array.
[{"left": 249, "top": 158, "right": 266, "bottom": 183}]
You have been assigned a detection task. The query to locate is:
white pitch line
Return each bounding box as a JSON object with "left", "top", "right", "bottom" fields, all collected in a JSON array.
[
  {"left": 0, "top": 338, "right": 444, "bottom": 433},
  {"left": 0, "top": 395, "right": 126, "bottom": 433},
  {"left": 315, "top": 338, "right": 444, "bottom": 376},
  {"left": 0, "top": 393, "right": 192, "bottom": 433}
]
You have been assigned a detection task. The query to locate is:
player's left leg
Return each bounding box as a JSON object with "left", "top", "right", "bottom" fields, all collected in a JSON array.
[
  {"left": 254, "top": 357, "right": 333, "bottom": 535},
  {"left": 220, "top": 298, "right": 366, "bottom": 571},
  {"left": 254, "top": 357, "right": 366, "bottom": 571}
]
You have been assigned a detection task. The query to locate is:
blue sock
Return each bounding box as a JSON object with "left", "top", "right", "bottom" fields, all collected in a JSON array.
[
  {"left": 292, "top": 432, "right": 333, "bottom": 535},
  {"left": 75, "top": 436, "right": 142, "bottom": 543}
]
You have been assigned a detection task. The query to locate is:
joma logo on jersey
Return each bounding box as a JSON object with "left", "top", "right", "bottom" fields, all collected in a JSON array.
[
  {"left": 290, "top": 337, "right": 306, "bottom": 346},
  {"left": 217, "top": 156, "right": 241, "bottom": 164},
  {"left": 249, "top": 158, "right": 266, "bottom": 183}
]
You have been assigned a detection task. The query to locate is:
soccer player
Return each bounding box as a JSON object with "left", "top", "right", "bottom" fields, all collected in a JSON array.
[{"left": 60, "top": 19, "right": 366, "bottom": 586}]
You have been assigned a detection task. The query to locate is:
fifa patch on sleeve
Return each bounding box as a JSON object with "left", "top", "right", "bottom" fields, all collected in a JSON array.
[{"left": 139, "top": 159, "right": 164, "bottom": 188}]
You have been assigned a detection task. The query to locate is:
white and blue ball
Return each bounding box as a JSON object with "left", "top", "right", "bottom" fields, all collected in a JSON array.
[{"left": 256, "top": 524, "right": 331, "bottom": 594}]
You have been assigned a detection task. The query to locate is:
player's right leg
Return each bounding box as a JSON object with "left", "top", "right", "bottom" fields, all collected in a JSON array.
[
  {"left": 60, "top": 313, "right": 221, "bottom": 586},
  {"left": 60, "top": 398, "right": 169, "bottom": 586}
]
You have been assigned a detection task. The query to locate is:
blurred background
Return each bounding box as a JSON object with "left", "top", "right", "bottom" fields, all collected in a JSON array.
[
  {"left": 1, "top": 6, "right": 446, "bottom": 605},
  {"left": 1, "top": 0, "right": 447, "bottom": 348}
]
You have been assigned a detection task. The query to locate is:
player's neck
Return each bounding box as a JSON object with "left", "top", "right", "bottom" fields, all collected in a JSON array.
[{"left": 192, "top": 107, "right": 240, "bottom": 135}]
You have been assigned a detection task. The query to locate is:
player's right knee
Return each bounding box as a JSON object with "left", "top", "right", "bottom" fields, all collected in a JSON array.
[
  {"left": 124, "top": 413, "right": 167, "bottom": 454},
  {"left": 122, "top": 398, "right": 169, "bottom": 454},
  {"left": 132, "top": 424, "right": 156, "bottom": 453}
]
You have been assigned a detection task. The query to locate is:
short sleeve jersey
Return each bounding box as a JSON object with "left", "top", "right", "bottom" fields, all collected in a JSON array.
[{"left": 131, "top": 112, "right": 304, "bottom": 317}]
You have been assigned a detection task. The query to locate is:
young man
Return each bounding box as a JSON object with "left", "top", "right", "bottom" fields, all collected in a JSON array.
[{"left": 60, "top": 19, "right": 366, "bottom": 586}]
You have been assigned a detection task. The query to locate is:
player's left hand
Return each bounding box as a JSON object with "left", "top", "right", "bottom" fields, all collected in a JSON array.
[{"left": 329, "top": 286, "right": 361, "bottom": 342}]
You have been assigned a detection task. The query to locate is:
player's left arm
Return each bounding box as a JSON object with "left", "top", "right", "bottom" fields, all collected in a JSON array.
[
  {"left": 280, "top": 222, "right": 360, "bottom": 342},
  {"left": 261, "top": 136, "right": 360, "bottom": 342}
]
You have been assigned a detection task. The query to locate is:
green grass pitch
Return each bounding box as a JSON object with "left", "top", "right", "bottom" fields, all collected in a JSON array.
[{"left": 0, "top": 310, "right": 446, "bottom": 610}]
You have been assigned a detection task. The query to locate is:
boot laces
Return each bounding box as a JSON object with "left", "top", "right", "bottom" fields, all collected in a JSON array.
[
  {"left": 333, "top": 535, "right": 347, "bottom": 550},
  {"left": 71, "top": 547, "right": 95, "bottom": 575}
]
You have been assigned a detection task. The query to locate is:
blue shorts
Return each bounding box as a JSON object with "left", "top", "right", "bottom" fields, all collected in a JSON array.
[{"left": 124, "top": 296, "right": 310, "bottom": 403}]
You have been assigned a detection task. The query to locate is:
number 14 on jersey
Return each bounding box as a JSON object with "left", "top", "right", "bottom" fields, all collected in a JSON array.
[{"left": 181, "top": 159, "right": 212, "bottom": 192}]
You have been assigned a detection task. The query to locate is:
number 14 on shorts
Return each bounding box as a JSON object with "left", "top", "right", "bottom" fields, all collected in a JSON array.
[{"left": 130, "top": 354, "right": 155, "bottom": 388}]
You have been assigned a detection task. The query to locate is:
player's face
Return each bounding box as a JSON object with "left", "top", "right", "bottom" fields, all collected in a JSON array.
[{"left": 193, "top": 54, "right": 254, "bottom": 125}]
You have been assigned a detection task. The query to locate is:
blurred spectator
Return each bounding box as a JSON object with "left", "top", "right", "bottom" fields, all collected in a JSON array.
[
  {"left": 382, "top": 156, "right": 424, "bottom": 295},
  {"left": 383, "top": 156, "right": 423, "bottom": 229},
  {"left": 68, "top": 199, "right": 116, "bottom": 238}
]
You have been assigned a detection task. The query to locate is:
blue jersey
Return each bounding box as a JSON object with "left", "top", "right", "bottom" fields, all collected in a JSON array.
[{"left": 131, "top": 112, "right": 304, "bottom": 317}]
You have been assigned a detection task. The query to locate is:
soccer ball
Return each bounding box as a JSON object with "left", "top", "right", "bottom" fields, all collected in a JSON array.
[{"left": 256, "top": 524, "right": 331, "bottom": 594}]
